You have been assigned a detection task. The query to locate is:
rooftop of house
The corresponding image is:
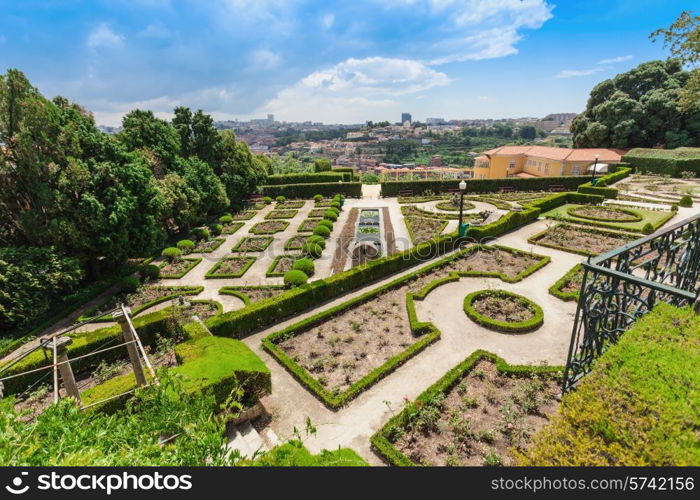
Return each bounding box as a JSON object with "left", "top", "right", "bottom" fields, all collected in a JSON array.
[{"left": 481, "top": 145, "right": 627, "bottom": 162}]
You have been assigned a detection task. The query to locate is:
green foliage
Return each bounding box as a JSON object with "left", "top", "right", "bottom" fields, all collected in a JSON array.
[
  {"left": 219, "top": 214, "right": 233, "bottom": 224},
  {"left": 679, "top": 194, "right": 694, "bottom": 207},
  {"left": 313, "top": 158, "right": 332, "bottom": 172},
  {"left": 293, "top": 258, "right": 315, "bottom": 276},
  {"left": 266, "top": 172, "right": 344, "bottom": 185},
  {"left": 302, "top": 242, "right": 323, "bottom": 258},
  {"left": 642, "top": 222, "right": 655, "bottom": 234},
  {"left": 119, "top": 276, "right": 140, "bottom": 293},
  {"left": 208, "top": 223, "right": 223, "bottom": 236},
  {"left": 313, "top": 225, "right": 331, "bottom": 238},
  {"left": 313, "top": 194, "right": 323, "bottom": 202},
  {"left": 162, "top": 247, "right": 182, "bottom": 262},
  {"left": 306, "top": 235, "right": 326, "bottom": 248},
  {"left": 176, "top": 239, "right": 195, "bottom": 253},
  {"left": 381, "top": 176, "right": 588, "bottom": 197},
  {"left": 263, "top": 196, "right": 273, "bottom": 204},
  {"left": 463, "top": 290, "right": 544, "bottom": 333},
  {"left": 330, "top": 201, "right": 341, "bottom": 210},
  {"left": 571, "top": 60, "right": 700, "bottom": 148},
  {"left": 252, "top": 441, "right": 367, "bottom": 466},
  {"left": 283, "top": 270, "right": 308, "bottom": 287},
  {"left": 140, "top": 264, "right": 161, "bottom": 280},
  {"left": 191, "top": 227, "right": 211, "bottom": 241},
  {"left": 625, "top": 148, "right": 700, "bottom": 176},
  {"left": 260, "top": 182, "right": 362, "bottom": 199},
  {"left": 549, "top": 264, "right": 582, "bottom": 302},
  {"left": 519, "top": 303, "right": 699, "bottom": 465},
  {"left": 276, "top": 196, "right": 286, "bottom": 202},
  {"left": 317, "top": 219, "right": 333, "bottom": 230}
]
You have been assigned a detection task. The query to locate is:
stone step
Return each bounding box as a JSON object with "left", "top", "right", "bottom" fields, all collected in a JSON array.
[
  {"left": 259, "top": 427, "right": 281, "bottom": 449},
  {"left": 225, "top": 423, "right": 253, "bottom": 459},
  {"left": 238, "top": 420, "right": 266, "bottom": 456}
]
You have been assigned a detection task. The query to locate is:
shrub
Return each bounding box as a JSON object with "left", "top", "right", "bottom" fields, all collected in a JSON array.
[
  {"left": 263, "top": 196, "right": 273, "bottom": 204},
  {"left": 313, "top": 225, "right": 331, "bottom": 238},
  {"left": 260, "top": 182, "right": 362, "bottom": 199},
  {"left": 176, "top": 240, "right": 194, "bottom": 254},
  {"left": 265, "top": 173, "right": 344, "bottom": 185},
  {"left": 671, "top": 204, "right": 679, "bottom": 212},
  {"left": 306, "top": 235, "right": 326, "bottom": 249},
  {"left": 119, "top": 276, "right": 140, "bottom": 293},
  {"left": 331, "top": 201, "right": 341, "bottom": 210},
  {"left": 209, "top": 223, "right": 223, "bottom": 236},
  {"left": 323, "top": 211, "right": 338, "bottom": 222},
  {"left": 276, "top": 196, "right": 286, "bottom": 202},
  {"left": 642, "top": 223, "right": 655, "bottom": 235},
  {"left": 679, "top": 195, "right": 693, "bottom": 207},
  {"left": 283, "top": 270, "right": 308, "bottom": 287},
  {"left": 317, "top": 219, "right": 333, "bottom": 229},
  {"left": 302, "top": 242, "right": 323, "bottom": 258},
  {"left": 314, "top": 194, "right": 323, "bottom": 202},
  {"left": 219, "top": 214, "right": 233, "bottom": 224},
  {"left": 192, "top": 227, "right": 210, "bottom": 241},
  {"left": 162, "top": 247, "right": 182, "bottom": 262},
  {"left": 293, "top": 258, "right": 315, "bottom": 276},
  {"left": 622, "top": 148, "right": 700, "bottom": 177},
  {"left": 140, "top": 264, "right": 160, "bottom": 281}
]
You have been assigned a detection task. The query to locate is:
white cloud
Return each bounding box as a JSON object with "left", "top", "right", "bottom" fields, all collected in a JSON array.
[
  {"left": 261, "top": 57, "right": 450, "bottom": 122},
  {"left": 87, "top": 23, "right": 124, "bottom": 49},
  {"left": 248, "top": 49, "right": 281, "bottom": 70},
  {"left": 555, "top": 68, "right": 604, "bottom": 79},
  {"left": 140, "top": 22, "right": 172, "bottom": 39},
  {"left": 597, "top": 55, "right": 633, "bottom": 64},
  {"left": 321, "top": 13, "right": 335, "bottom": 29}
]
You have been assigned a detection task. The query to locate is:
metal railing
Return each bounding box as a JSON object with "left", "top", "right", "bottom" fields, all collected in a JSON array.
[{"left": 562, "top": 212, "right": 700, "bottom": 392}]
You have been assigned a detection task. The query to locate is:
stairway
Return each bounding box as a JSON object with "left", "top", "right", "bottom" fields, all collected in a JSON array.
[{"left": 226, "top": 420, "right": 281, "bottom": 459}]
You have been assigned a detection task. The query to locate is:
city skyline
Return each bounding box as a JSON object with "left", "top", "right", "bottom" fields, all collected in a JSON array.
[{"left": 0, "top": 0, "right": 694, "bottom": 126}]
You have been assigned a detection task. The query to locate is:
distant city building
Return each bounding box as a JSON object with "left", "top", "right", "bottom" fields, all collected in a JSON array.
[
  {"left": 430, "top": 155, "right": 442, "bottom": 167},
  {"left": 267, "top": 114, "right": 275, "bottom": 123},
  {"left": 401, "top": 112, "right": 412, "bottom": 125},
  {"left": 426, "top": 117, "right": 446, "bottom": 125}
]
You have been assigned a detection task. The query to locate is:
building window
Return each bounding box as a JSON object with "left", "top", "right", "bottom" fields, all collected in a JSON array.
[
  {"left": 545, "top": 164, "right": 550, "bottom": 174},
  {"left": 508, "top": 160, "right": 515, "bottom": 169},
  {"left": 572, "top": 165, "right": 580, "bottom": 175}
]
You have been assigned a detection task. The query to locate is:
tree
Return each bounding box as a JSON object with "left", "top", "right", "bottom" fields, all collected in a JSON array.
[
  {"left": 214, "top": 130, "right": 268, "bottom": 205},
  {"left": 518, "top": 125, "right": 537, "bottom": 140},
  {"left": 313, "top": 158, "right": 332, "bottom": 172},
  {"left": 117, "top": 110, "right": 181, "bottom": 172},
  {"left": 571, "top": 60, "right": 700, "bottom": 148}
]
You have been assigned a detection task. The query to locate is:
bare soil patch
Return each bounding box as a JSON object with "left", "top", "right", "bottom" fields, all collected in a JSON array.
[
  {"left": 250, "top": 220, "right": 289, "bottom": 234},
  {"left": 405, "top": 217, "right": 447, "bottom": 244},
  {"left": 270, "top": 256, "right": 296, "bottom": 275},
  {"left": 472, "top": 294, "right": 534, "bottom": 323},
  {"left": 534, "top": 224, "right": 635, "bottom": 255},
  {"left": 266, "top": 209, "right": 298, "bottom": 219},
  {"left": 232, "top": 236, "right": 273, "bottom": 252},
  {"left": 330, "top": 208, "right": 359, "bottom": 274},
  {"left": 569, "top": 206, "right": 639, "bottom": 222},
  {"left": 234, "top": 287, "right": 286, "bottom": 303},
  {"left": 382, "top": 207, "right": 397, "bottom": 255},
  {"left": 309, "top": 208, "right": 328, "bottom": 218},
  {"left": 193, "top": 238, "right": 224, "bottom": 252},
  {"left": 299, "top": 219, "right": 322, "bottom": 232},
  {"left": 159, "top": 259, "right": 197, "bottom": 277}
]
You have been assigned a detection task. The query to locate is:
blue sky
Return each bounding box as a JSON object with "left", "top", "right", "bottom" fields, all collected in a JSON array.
[{"left": 0, "top": 0, "right": 695, "bottom": 125}]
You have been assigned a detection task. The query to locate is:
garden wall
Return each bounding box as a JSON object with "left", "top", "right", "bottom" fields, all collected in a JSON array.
[{"left": 622, "top": 148, "right": 700, "bottom": 177}]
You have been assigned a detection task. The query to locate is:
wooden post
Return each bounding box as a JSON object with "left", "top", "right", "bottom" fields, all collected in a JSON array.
[
  {"left": 43, "top": 336, "right": 80, "bottom": 404},
  {"left": 112, "top": 307, "right": 147, "bottom": 387}
]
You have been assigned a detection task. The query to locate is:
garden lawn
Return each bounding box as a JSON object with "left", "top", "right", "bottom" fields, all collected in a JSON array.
[
  {"left": 542, "top": 204, "right": 674, "bottom": 233},
  {"left": 250, "top": 441, "right": 367, "bottom": 466}
]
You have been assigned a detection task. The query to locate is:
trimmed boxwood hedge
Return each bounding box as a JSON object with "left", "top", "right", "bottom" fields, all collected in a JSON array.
[
  {"left": 260, "top": 182, "right": 362, "bottom": 199},
  {"left": 283, "top": 270, "right": 308, "bottom": 287},
  {"left": 527, "top": 223, "right": 638, "bottom": 256},
  {"left": 231, "top": 236, "right": 274, "bottom": 252},
  {"left": 265, "top": 209, "right": 299, "bottom": 220},
  {"left": 249, "top": 220, "right": 290, "bottom": 235},
  {"left": 576, "top": 167, "right": 633, "bottom": 199},
  {"left": 265, "top": 172, "right": 345, "bottom": 185},
  {"left": 566, "top": 205, "right": 642, "bottom": 223},
  {"left": 622, "top": 148, "right": 700, "bottom": 177},
  {"left": 371, "top": 350, "right": 563, "bottom": 466},
  {"left": 266, "top": 255, "right": 298, "bottom": 277},
  {"left": 158, "top": 257, "right": 201, "bottom": 279},
  {"left": 463, "top": 289, "right": 544, "bottom": 333},
  {"left": 218, "top": 285, "right": 286, "bottom": 307},
  {"left": 549, "top": 264, "right": 583, "bottom": 302},
  {"left": 204, "top": 257, "right": 257, "bottom": 278}
]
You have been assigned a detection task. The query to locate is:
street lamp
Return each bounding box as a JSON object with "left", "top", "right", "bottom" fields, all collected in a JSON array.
[
  {"left": 458, "top": 179, "right": 467, "bottom": 237},
  {"left": 590, "top": 153, "right": 600, "bottom": 185}
]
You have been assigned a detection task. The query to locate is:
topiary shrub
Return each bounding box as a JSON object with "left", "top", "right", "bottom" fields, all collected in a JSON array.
[
  {"left": 209, "top": 223, "right": 223, "bottom": 236},
  {"left": 306, "top": 235, "right": 326, "bottom": 249},
  {"left": 317, "top": 219, "right": 333, "bottom": 229},
  {"left": 331, "top": 201, "right": 341, "bottom": 210},
  {"left": 293, "top": 258, "right": 315, "bottom": 276},
  {"left": 323, "top": 211, "right": 338, "bottom": 222},
  {"left": 276, "top": 195, "right": 286, "bottom": 203},
  {"left": 162, "top": 247, "right": 183, "bottom": 262},
  {"left": 301, "top": 242, "right": 323, "bottom": 258},
  {"left": 283, "top": 270, "right": 308, "bottom": 287},
  {"left": 219, "top": 214, "right": 233, "bottom": 224},
  {"left": 313, "top": 225, "right": 331, "bottom": 238},
  {"left": 327, "top": 206, "right": 340, "bottom": 215},
  {"left": 140, "top": 264, "right": 160, "bottom": 281},
  {"left": 192, "top": 227, "right": 211, "bottom": 241},
  {"left": 679, "top": 195, "right": 693, "bottom": 207},
  {"left": 263, "top": 196, "right": 273, "bottom": 205},
  {"left": 176, "top": 239, "right": 195, "bottom": 254},
  {"left": 642, "top": 222, "right": 655, "bottom": 235},
  {"left": 119, "top": 276, "right": 140, "bottom": 293},
  {"left": 671, "top": 204, "right": 679, "bottom": 212},
  {"left": 314, "top": 194, "right": 323, "bottom": 203}
]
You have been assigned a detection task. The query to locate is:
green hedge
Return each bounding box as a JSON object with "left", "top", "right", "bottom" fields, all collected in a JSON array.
[
  {"left": 260, "top": 182, "right": 362, "bottom": 199},
  {"left": 528, "top": 223, "right": 638, "bottom": 256},
  {"left": 371, "top": 350, "right": 563, "bottom": 466},
  {"left": 265, "top": 255, "right": 297, "bottom": 277},
  {"left": 204, "top": 257, "right": 257, "bottom": 278},
  {"left": 381, "top": 176, "right": 590, "bottom": 197},
  {"left": 518, "top": 303, "right": 699, "bottom": 465},
  {"left": 622, "top": 148, "right": 700, "bottom": 177},
  {"left": 265, "top": 172, "right": 345, "bottom": 185},
  {"left": 218, "top": 286, "right": 286, "bottom": 307},
  {"left": 463, "top": 290, "right": 544, "bottom": 333},
  {"left": 576, "top": 167, "right": 633, "bottom": 199},
  {"left": 566, "top": 205, "right": 641, "bottom": 223},
  {"left": 549, "top": 264, "right": 582, "bottom": 302},
  {"left": 331, "top": 167, "right": 356, "bottom": 182},
  {"left": 158, "top": 257, "right": 202, "bottom": 279}
]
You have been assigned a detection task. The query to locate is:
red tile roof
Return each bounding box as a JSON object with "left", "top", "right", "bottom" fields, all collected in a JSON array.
[{"left": 481, "top": 145, "right": 627, "bottom": 162}]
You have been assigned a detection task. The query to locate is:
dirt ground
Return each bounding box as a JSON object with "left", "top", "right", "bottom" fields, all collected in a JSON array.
[
  {"left": 536, "top": 224, "right": 635, "bottom": 254},
  {"left": 569, "top": 206, "right": 638, "bottom": 221},
  {"left": 472, "top": 294, "right": 535, "bottom": 323}
]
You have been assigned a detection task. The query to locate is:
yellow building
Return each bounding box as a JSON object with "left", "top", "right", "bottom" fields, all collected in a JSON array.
[{"left": 471, "top": 146, "right": 627, "bottom": 179}]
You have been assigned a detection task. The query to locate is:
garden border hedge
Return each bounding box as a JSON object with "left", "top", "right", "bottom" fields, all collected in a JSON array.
[
  {"left": 576, "top": 166, "right": 633, "bottom": 199},
  {"left": 231, "top": 236, "right": 274, "bottom": 253},
  {"left": 265, "top": 209, "right": 299, "bottom": 220},
  {"left": 220, "top": 222, "right": 245, "bottom": 235},
  {"left": 549, "top": 264, "right": 582, "bottom": 302},
  {"left": 249, "top": 220, "right": 290, "bottom": 235},
  {"left": 566, "top": 205, "right": 642, "bottom": 223},
  {"left": 370, "top": 350, "right": 563, "bottom": 466},
  {"left": 192, "top": 238, "right": 226, "bottom": 253},
  {"left": 265, "top": 255, "right": 299, "bottom": 278},
  {"left": 622, "top": 148, "right": 700, "bottom": 177},
  {"left": 463, "top": 290, "right": 544, "bottom": 333},
  {"left": 297, "top": 218, "right": 323, "bottom": 233},
  {"left": 527, "top": 223, "right": 639, "bottom": 256},
  {"left": 231, "top": 210, "right": 258, "bottom": 221},
  {"left": 218, "top": 285, "right": 287, "bottom": 307},
  {"left": 204, "top": 256, "right": 257, "bottom": 279},
  {"left": 158, "top": 257, "right": 202, "bottom": 279},
  {"left": 260, "top": 182, "right": 362, "bottom": 199},
  {"left": 265, "top": 172, "right": 345, "bottom": 185}
]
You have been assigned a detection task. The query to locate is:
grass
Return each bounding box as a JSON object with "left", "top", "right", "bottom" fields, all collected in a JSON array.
[
  {"left": 249, "top": 441, "right": 368, "bottom": 466},
  {"left": 541, "top": 203, "right": 675, "bottom": 233}
]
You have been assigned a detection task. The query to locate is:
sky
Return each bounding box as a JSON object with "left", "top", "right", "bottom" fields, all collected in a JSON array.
[{"left": 0, "top": 0, "right": 695, "bottom": 126}]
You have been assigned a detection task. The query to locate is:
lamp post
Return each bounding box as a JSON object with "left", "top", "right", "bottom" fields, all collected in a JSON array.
[
  {"left": 458, "top": 179, "right": 467, "bottom": 237},
  {"left": 590, "top": 153, "right": 600, "bottom": 185}
]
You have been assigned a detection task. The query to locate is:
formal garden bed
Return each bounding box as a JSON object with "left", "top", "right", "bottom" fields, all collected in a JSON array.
[
  {"left": 371, "top": 352, "right": 561, "bottom": 466},
  {"left": 193, "top": 238, "right": 226, "bottom": 253},
  {"left": 285, "top": 234, "right": 308, "bottom": 251},
  {"left": 542, "top": 204, "right": 674, "bottom": 233},
  {"left": 549, "top": 264, "right": 583, "bottom": 302},
  {"left": 398, "top": 195, "right": 448, "bottom": 204},
  {"left": 231, "top": 236, "right": 274, "bottom": 252},
  {"left": 277, "top": 200, "right": 306, "bottom": 209},
  {"left": 315, "top": 199, "right": 336, "bottom": 207},
  {"left": 402, "top": 205, "right": 460, "bottom": 220},
  {"left": 298, "top": 218, "right": 323, "bottom": 232},
  {"left": 219, "top": 286, "right": 287, "bottom": 306},
  {"left": 463, "top": 290, "right": 544, "bottom": 333},
  {"left": 465, "top": 195, "right": 512, "bottom": 210},
  {"left": 221, "top": 222, "right": 245, "bottom": 235},
  {"left": 187, "top": 299, "right": 223, "bottom": 321},
  {"left": 158, "top": 257, "right": 201, "bottom": 279},
  {"left": 266, "top": 255, "right": 299, "bottom": 277},
  {"left": 528, "top": 223, "right": 638, "bottom": 256},
  {"left": 309, "top": 208, "right": 328, "bottom": 218},
  {"left": 404, "top": 217, "right": 448, "bottom": 244},
  {"left": 232, "top": 210, "right": 258, "bottom": 220},
  {"left": 265, "top": 209, "right": 299, "bottom": 220},
  {"left": 250, "top": 220, "right": 290, "bottom": 235},
  {"left": 205, "top": 256, "right": 257, "bottom": 278},
  {"left": 435, "top": 200, "right": 476, "bottom": 212},
  {"left": 263, "top": 244, "right": 549, "bottom": 408}
]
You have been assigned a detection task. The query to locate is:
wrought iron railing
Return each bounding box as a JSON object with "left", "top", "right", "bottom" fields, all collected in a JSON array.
[{"left": 562, "top": 212, "right": 700, "bottom": 392}]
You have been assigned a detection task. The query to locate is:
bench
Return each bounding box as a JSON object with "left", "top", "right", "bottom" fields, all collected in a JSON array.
[
  {"left": 249, "top": 194, "right": 263, "bottom": 202},
  {"left": 398, "top": 190, "right": 414, "bottom": 197},
  {"left": 446, "top": 188, "right": 461, "bottom": 194},
  {"left": 498, "top": 186, "right": 515, "bottom": 193},
  {"left": 549, "top": 184, "right": 565, "bottom": 192}
]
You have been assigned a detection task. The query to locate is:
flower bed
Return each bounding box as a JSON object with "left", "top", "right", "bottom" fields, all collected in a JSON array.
[
  {"left": 158, "top": 257, "right": 201, "bottom": 279},
  {"left": 463, "top": 290, "right": 544, "bottom": 333},
  {"left": 284, "top": 235, "right": 308, "bottom": 250},
  {"left": 265, "top": 209, "right": 299, "bottom": 220},
  {"left": 566, "top": 205, "right": 642, "bottom": 222},
  {"left": 542, "top": 204, "right": 674, "bottom": 233},
  {"left": 187, "top": 299, "right": 223, "bottom": 321},
  {"left": 371, "top": 352, "right": 561, "bottom": 466},
  {"left": 231, "top": 236, "right": 274, "bottom": 252},
  {"left": 276, "top": 201, "right": 306, "bottom": 209},
  {"left": 204, "top": 257, "right": 257, "bottom": 278},
  {"left": 232, "top": 210, "right": 257, "bottom": 220},
  {"left": 435, "top": 200, "right": 476, "bottom": 211},
  {"left": 549, "top": 264, "right": 583, "bottom": 302},
  {"left": 79, "top": 286, "right": 204, "bottom": 322},
  {"left": 219, "top": 286, "right": 287, "bottom": 306},
  {"left": 309, "top": 208, "right": 328, "bottom": 218},
  {"left": 193, "top": 238, "right": 225, "bottom": 253},
  {"left": 221, "top": 222, "right": 245, "bottom": 235},
  {"left": 266, "top": 255, "right": 299, "bottom": 277},
  {"left": 249, "top": 220, "right": 290, "bottom": 235},
  {"left": 528, "top": 223, "right": 638, "bottom": 256},
  {"left": 298, "top": 218, "right": 322, "bottom": 233},
  {"left": 404, "top": 217, "right": 448, "bottom": 244},
  {"left": 402, "top": 205, "right": 460, "bottom": 220}
]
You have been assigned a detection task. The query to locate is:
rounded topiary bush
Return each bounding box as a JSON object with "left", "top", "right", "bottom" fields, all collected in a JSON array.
[
  {"left": 679, "top": 195, "right": 693, "bottom": 207},
  {"left": 323, "top": 211, "right": 338, "bottom": 222},
  {"left": 276, "top": 195, "right": 286, "bottom": 203},
  {"left": 331, "top": 201, "right": 341, "bottom": 210},
  {"left": 293, "top": 257, "right": 315, "bottom": 276},
  {"left": 313, "top": 194, "right": 323, "bottom": 203},
  {"left": 140, "top": 264, "right": 160, "bottom": 281},
  {"left": 209, "top": 223, "right": 223, "bottom": 236},
  {"left": 313, "top": 225, "right": 331, "bottom": 238},
  {"left": 176, "top": 239, "right": 195, "bottom": 253},
  {"left": 263, "top": 196, "right": 273, "bottom": 205},
  {"left": 671, "top": 204, "right": 679, "bottom": 212},
  {"left": 327, "top": 206, "right": 340, "bottom": 215},
  {"left": 306, "top": 235, "right": 326, "bottom": 249},
  {"left": 463, "top": 290, "right": 543, "bottom": 333},
  {"left": 120, "top": 276, "right": 140, "bottom": 293},
  {"left": 317, "top": 219, "right": 333, "bottom": 229},
  {"left": 283, "top": 269, "right": 308, "bottom": 287},
  {"left": 192, "top": 227, "right": 211, "bottom": 241},
  {"left": 162, "top": 247, "right": 183, "bottom": 262},
  {"left": 302, "top": 242, "right": 323, "bottom": 258},
  {"left": 642, "top": 222, "right": 655, "bottom": 235},
  {"left": 219, "top": 214, "right": 233, "bottom": 224}
]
